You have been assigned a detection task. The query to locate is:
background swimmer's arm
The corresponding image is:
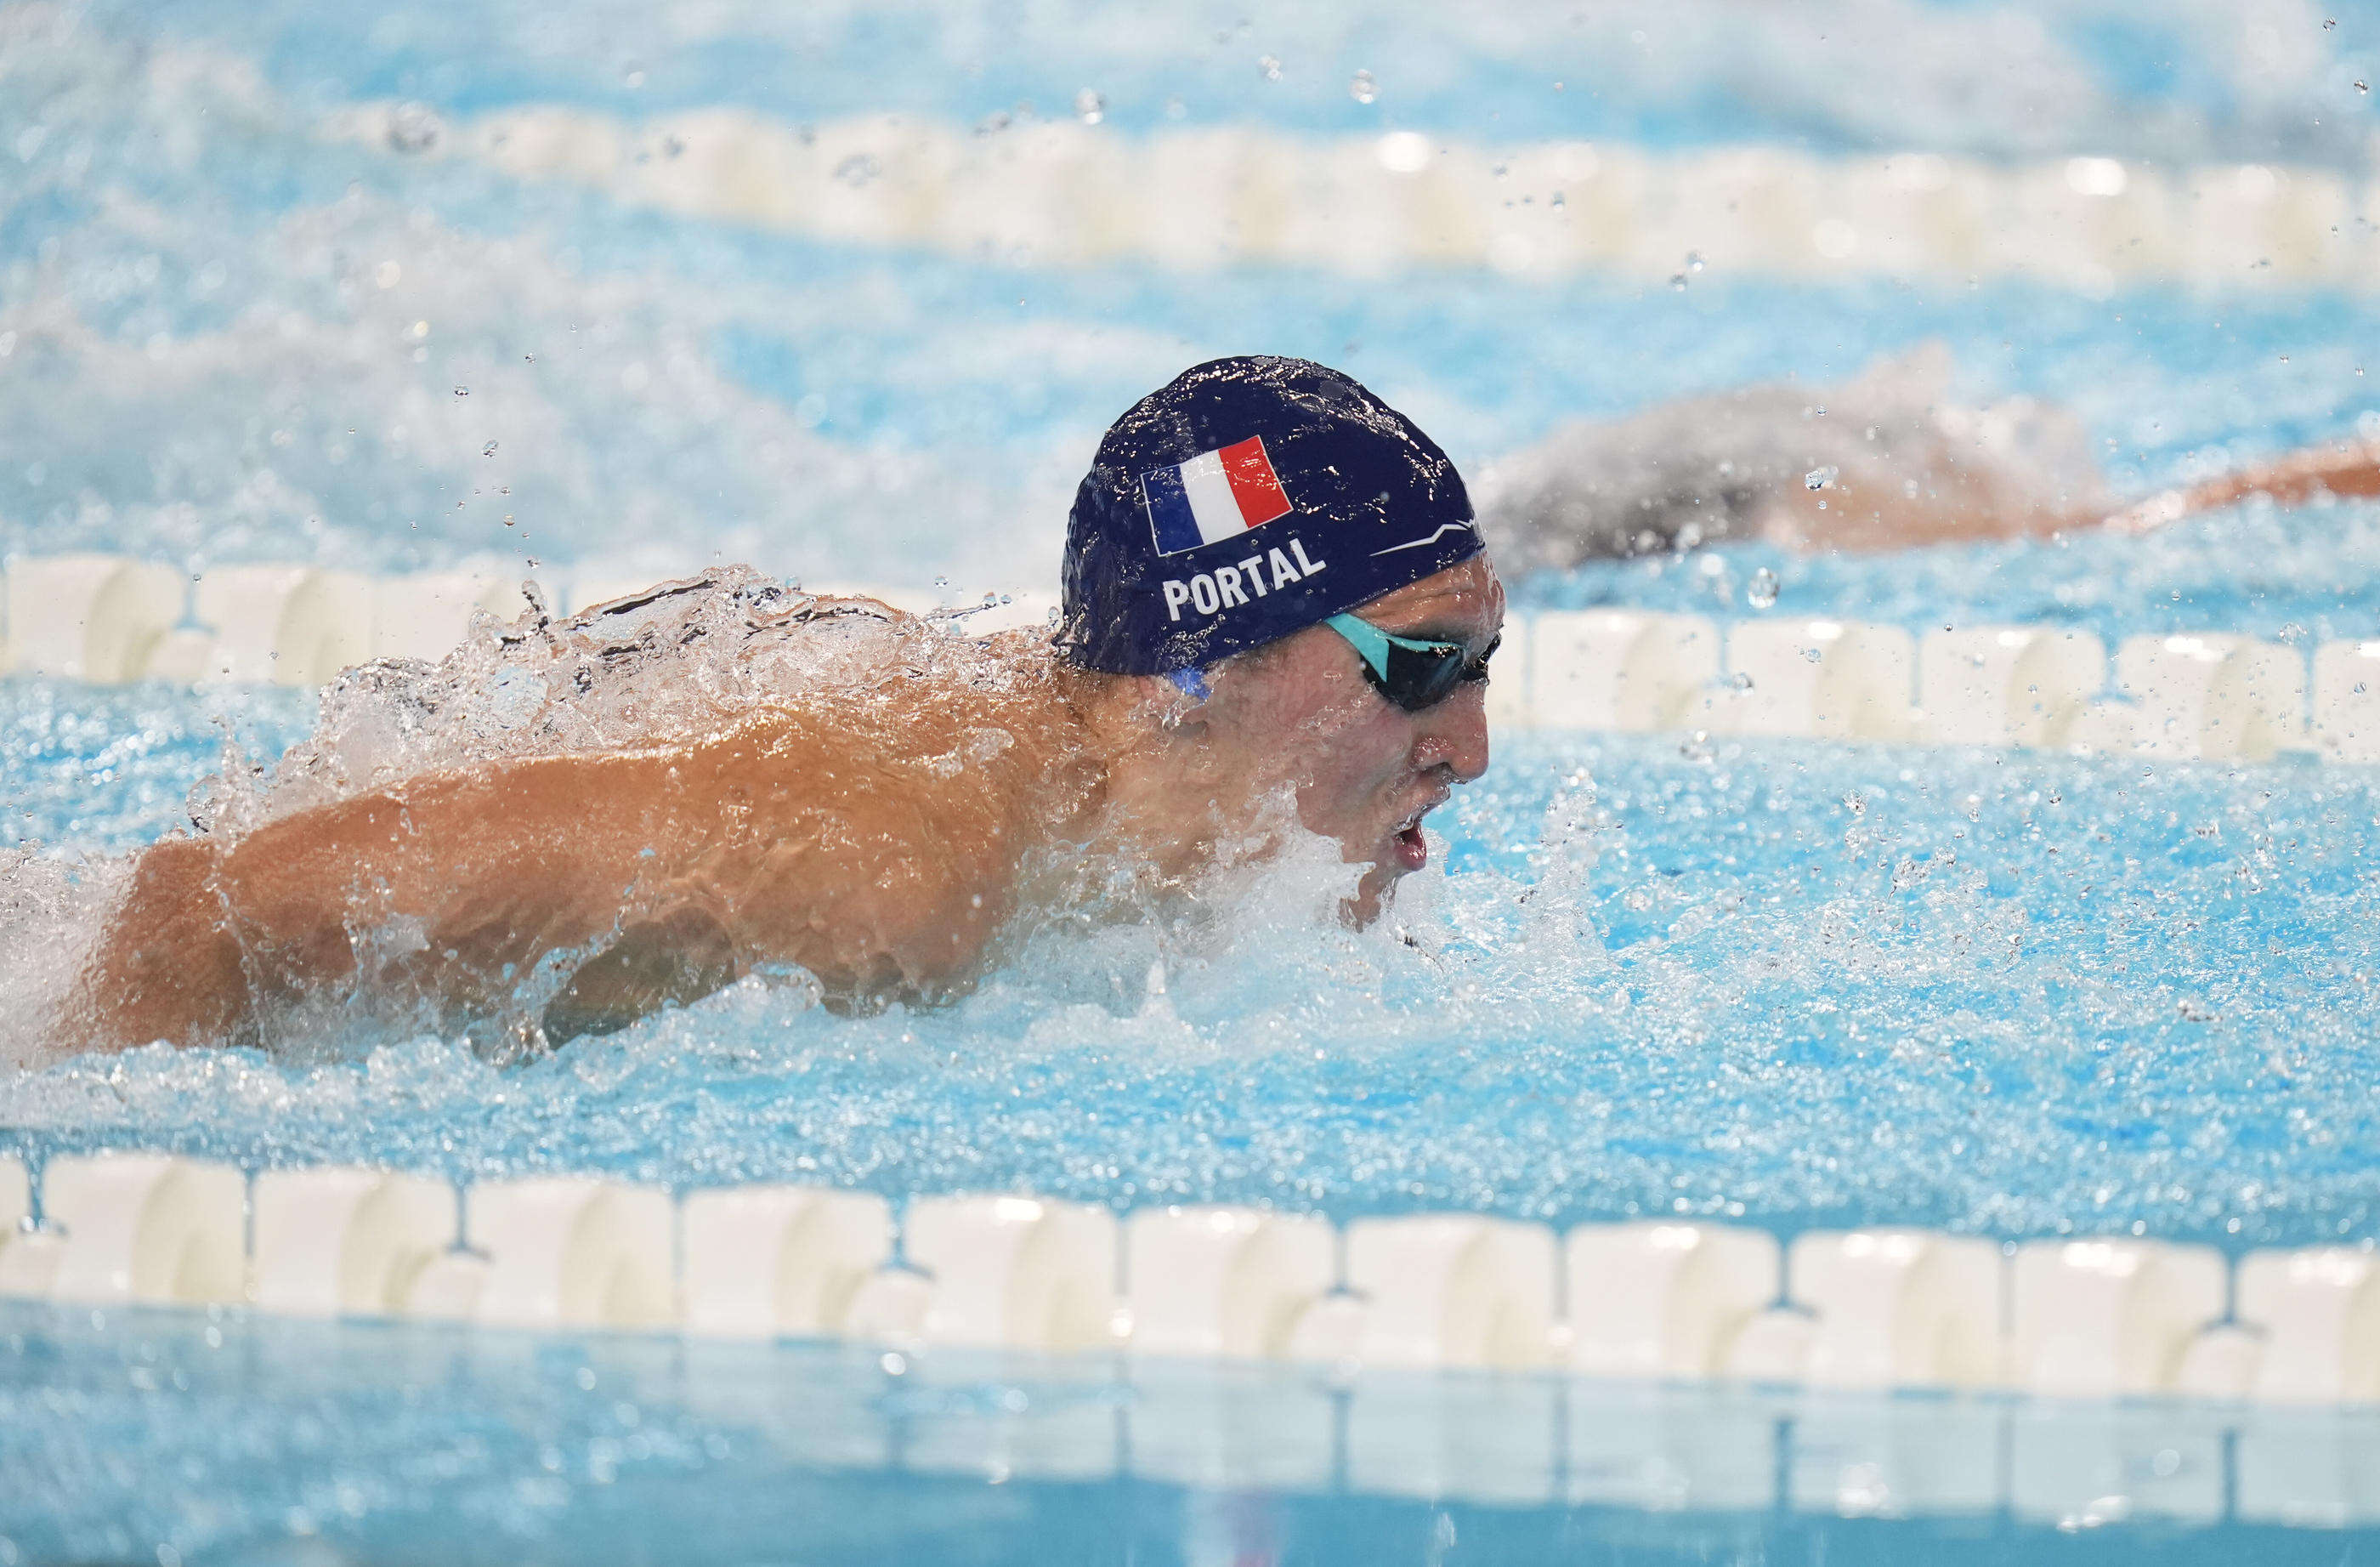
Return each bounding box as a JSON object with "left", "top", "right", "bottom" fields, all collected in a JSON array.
[{"left": 2099, "top": 437, "right": 2380, "bottom": 535}]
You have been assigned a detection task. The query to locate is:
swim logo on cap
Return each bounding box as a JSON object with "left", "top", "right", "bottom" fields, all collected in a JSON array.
[{"left": 1060, "top": 356, "right": 1483, "bottom": 676}]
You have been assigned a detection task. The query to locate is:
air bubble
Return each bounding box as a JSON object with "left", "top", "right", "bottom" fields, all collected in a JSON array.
[
  {"left": 1348, "top": 70, "right": 1377, "bottom": 104},
  {"left": 1256, "top": 55, "right": 1282, "bottom": 81},
  {"left": 483, "top": 441, "right": 497, "bottom": 457},
  {"left": 1747, "top": 568, "right": 1780, "bottom": 609},
  {"left": 1073, "top": 89, "right": 1105, "bottom": 125},
  {"left": 1805, "top": 465, "right": 1838, "bottom": 491}
]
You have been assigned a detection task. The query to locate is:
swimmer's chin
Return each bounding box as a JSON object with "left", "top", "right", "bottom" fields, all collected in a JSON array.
[{"left": 1341, "top": 833, "right": 1428, "bottom": 928}]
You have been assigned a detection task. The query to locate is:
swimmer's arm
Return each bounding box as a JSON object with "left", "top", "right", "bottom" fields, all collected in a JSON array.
[
  {"left": 2097, "top": 437, "right": 2380, "bottom": 536},
  {"left": 72, "top": 750, "right": 684, "bottom": 1051},
  {"left": 72, "top": 719, "right": 1027, "bottom": 1049}
]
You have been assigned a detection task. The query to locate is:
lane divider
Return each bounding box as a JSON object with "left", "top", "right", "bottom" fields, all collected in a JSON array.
[
  {"left": 319, "top": 105, "right": 2380, "bottom": 293},
  {"left": 3, "top": 1150, "right": 2377, "bottom": 1409},
  {"left": 0, "top": 554, "right": 2366, "bottom": 761}
]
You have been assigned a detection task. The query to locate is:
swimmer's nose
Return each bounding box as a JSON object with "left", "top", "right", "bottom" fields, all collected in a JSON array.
[{"left": 1413, "top": 686, "right": 1491, "bottom": 784}]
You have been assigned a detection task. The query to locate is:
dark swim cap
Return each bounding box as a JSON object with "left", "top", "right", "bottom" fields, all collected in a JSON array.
[{"left": 1059, "top": 356, "right": 1483, "bottom": 675}]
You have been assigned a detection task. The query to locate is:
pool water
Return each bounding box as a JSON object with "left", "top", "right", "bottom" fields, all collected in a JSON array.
[{"left": 10, "top": 0, "right": 2380, "bottom": 1559}]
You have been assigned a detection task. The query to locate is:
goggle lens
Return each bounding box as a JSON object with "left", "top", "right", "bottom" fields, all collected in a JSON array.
[{"left": 1325, "top": 613, "right": 1497, "bottom": 713}]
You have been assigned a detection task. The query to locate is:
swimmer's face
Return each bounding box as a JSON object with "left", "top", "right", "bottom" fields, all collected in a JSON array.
[{"left": 1210, "top": 556, "right": 1502, "bottom": 913}]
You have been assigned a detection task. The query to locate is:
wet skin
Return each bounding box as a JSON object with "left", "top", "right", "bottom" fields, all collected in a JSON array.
[{"left": 71, "top": 558, "right": 1504, "bottom": 1053}]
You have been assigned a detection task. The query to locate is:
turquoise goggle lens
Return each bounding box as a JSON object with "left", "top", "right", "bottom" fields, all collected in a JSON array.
[{"left": 1324, "top": 613, "right": 1496, "bottom": 713}]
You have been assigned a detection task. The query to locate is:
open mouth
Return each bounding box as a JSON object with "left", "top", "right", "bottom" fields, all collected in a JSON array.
[{"left": 1390, "top": 799, "right": 1441, "bottom": 872}]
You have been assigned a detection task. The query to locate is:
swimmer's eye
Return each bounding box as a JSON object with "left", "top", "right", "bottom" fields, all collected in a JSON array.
[
  {"left": 1461, "top": 634, "right": 1501, "bottom": 684},
  {"left": 1327, "top": 616, "right": 1500, "bottom": 712}
]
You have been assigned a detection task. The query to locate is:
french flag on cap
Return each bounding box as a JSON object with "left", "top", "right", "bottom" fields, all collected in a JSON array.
[{"left": 1140, "top": 435, "right": 1295, "bottom": 556}]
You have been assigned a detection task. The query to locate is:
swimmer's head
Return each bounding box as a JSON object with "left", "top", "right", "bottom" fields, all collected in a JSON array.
[
  {"left": 1060, "top": 355, "right": 1483, "bottom": 676},
  {"left": 1062, "top": 358, "right": 1501, "bottom": 910}
]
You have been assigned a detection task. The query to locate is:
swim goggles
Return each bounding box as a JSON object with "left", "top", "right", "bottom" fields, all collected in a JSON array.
[{"left": 1324, "top": 613, "right": 1497, "bottom": 713}]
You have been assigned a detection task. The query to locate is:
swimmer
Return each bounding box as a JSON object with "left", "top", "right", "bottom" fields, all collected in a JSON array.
[
  {"left": 69, "top": 357, "right": 1500, "bottom": 1054},
  {"left": 1479, "top": 341, "right": 2380, "bottom": 570}
]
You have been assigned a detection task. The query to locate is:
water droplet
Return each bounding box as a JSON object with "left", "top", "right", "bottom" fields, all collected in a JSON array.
[
  {"left": 482, "top": 440, "right": 497, "bottom": 457},
  {"left": 1729, "top": 671, "right": 1754, "bottom": 691},
  {"left": 621, "top": 65, "right": 647, "bottom": 88},
  {"left": 1257, "top": 54, "right": 1282, "bottom": 82},
  {"left": 2325, "top": 16, "right": 2337, "bottom": 27},
  {"left": 834, "top": 153, "right": 880, "bottom": 186},
  {"left": 1686, "top": 251, "right": 1705, "bottom": 272},
  {"left": 385, "top": 102, "right": 441, "bottom": 154},
  {"left": 502, "top": 514, "right": 515, "bottom": 525},
  {"left": 1349, "top": 70, "right": 1377, "bottom": 104},
  {"left": 1669, "top": 274, "right": 1688, "bottom": 291},
  {"left": 1678, "top": 730, "right": 1714, "bottom": 763},
  {"left": 1074, "top": 88, "right": 1105, "bottom": 124},
  {"left": 1804, "top": 465, "right": 1839, "bottom": 491},
  {"left": 1747, "top": 567, "right": 1780, "bottom": 609},
  {"left": 2358, "top": 79, "right": 2370, "bottom": 94}
]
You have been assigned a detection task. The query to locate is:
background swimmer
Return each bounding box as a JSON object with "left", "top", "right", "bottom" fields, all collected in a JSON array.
[
  {"left": 1480, "top": 341, "right": 2380, "bottom": 570},
  {"left": 67, "top": 359, "right": 1500, "bottom": 1056}
]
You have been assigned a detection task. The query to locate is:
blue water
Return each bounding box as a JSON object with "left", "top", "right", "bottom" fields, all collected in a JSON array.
[
  {"left": 8, "top": 1302, "right": 2380, "bottom": 1565},
  {"left": 11, "top": 0, "right": 2380, "bottom": 1560},
  {"left": 8, "top": 681, "right": 2379, "bottom": 1253}
]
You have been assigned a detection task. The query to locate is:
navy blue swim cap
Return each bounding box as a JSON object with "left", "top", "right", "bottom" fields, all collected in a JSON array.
[{"left": 1059, "top": 356, "right": 1483, "bottom": 675}]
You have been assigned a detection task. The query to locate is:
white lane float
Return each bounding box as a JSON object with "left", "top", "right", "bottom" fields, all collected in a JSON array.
[
  {"left": 1719, "top": 618, "right": 1918, "bottom": 741},
  {"left": 1529, "top": 610, "right": 1721, "bottom": 733},
  {"left": 1123, "top": 1205, "right": 1336, "bottom": 1361},
  {"left": 678, "top": 1185, "right": 891, "bottom": 1339},
  {"left": 2312, "top": 640, "right": 2380, "bottom": 763},
  {"left": 249, "top": 1166, "right": 459, "bottom": 1318},
  {"left": 2173, "top": 1323, "right": 2268, "bottom": 1400},
  {"left": 2116, "top": 633, "right": 2306, "bottom": 761},
  {"left": 192, "top": 565, "right": 377, "bottom": 687},
  {"left": 1329, "top": 1214, "right": 1559, "bottom": 1371},
  {"left": 1564, "top": 1221, "right": 1780, "bottom": 1379},
  {"left": 2, "top": 554, "right": 184, "bottom": 683},
  {"left": 2234, "top": 1246, "right": 2380, "bottom": 1404},
  {"left": 371, "top": 574, "right": 520, "bottom": 663},
  {"left": 1918, "top": 625, "right": 2106, "bottom": 747},
  {"left": 2006, "top": 1238, "right": 2227, "bottom": 1397},
  {"left": 0, "top": 1155, "right": 33, "bottom": 1295},
  {"left": 404, "top": 1176, "right": 676, "bottom": 1330},
  {"left": 900, "top": 1194, "right": 1121, "bottom": 1353},
  {"left": 1788, "top": 1228, "right": 2005, "bottom": 1390},
  {"left": 0, "top": 1153, "right": 246, "bottom": 1306}
]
